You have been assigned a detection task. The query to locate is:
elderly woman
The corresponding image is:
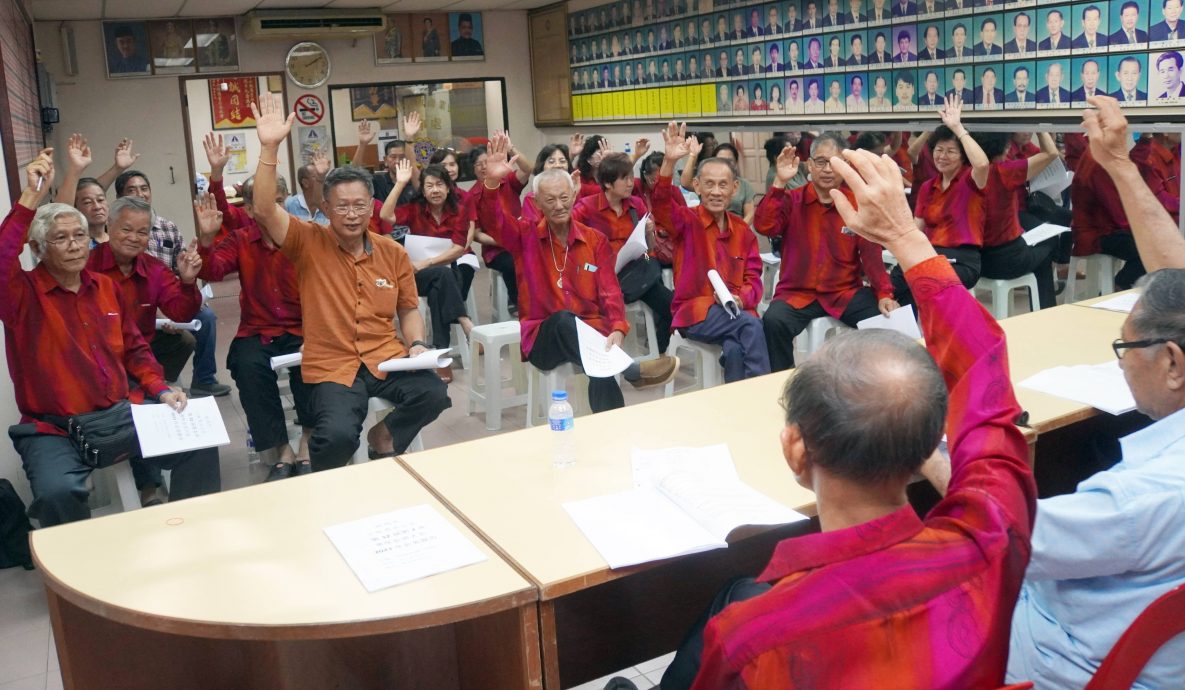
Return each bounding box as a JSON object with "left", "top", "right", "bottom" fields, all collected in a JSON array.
[{"left": 2, "top": 150, "right": 219, "bottom": 526}]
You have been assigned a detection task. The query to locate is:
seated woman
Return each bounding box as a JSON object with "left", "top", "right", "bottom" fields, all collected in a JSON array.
[
  {"left": 427, "top": 147, "right": 478, "bottom": 299},
  {"left": 379, "top": 162, "right": 474, "bottom": 382}
]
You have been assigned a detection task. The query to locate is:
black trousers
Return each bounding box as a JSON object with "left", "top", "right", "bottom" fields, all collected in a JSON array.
[
  {"left": 226, "top": 333, "right": 311, "bottom": 452},
  {"left": 981, "top": 235, "right": 1058, "bottom": 309},
  {"left": 415, "top": 265, "right": 468, "bottom": 349},
  {"left": 455, "top": 263, "right": 476, "bottom": 301},
  {"left": 1099, "top": 234, "right": 1147, "bottom": 290},
  {"left": 660, "top": 577, "right": 773, "bottom": 690},
  {"left": 761, "top": 288, "right": 881, "bottom": 372},
  {"left": 892, "top": 245, "right": 981, "bottom": 307},
  {"left": 628, "top": 279, "right": 674, "bottom": 353},
  {"left": 150, "top": 331, "right": 196, "bottom": 382},
  {"left": 305, "top": 364, "right": 451, "bottom": 471},
  {"left": 487, "top": 250, "right": 519, "bottom": 307},
  {"left": 528, "top": 311, "right": 624, "bottom": 413}
]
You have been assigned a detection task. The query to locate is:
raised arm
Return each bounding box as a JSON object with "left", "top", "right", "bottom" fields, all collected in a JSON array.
[
  {"left": 474, "top": 135, "right": 525, "bottom": 254},
  {"left": 655, "top": 122, "right": 696, "bottom": 241},
  {"left": 306, "top": 150, "right": 331, "bottom": 212},
  {"left": 498, "top": 131, "right": 532, "bottom": 185},
  {"left": 679, "top": 136, "right": 702, "bottom": 189},
  {"left": 350, "top": 120, "right": 376, "bottom": 167},
  {"left": 1024, "top": 131, "right": 1060, "bottom": 181},
  {"left": 753, "top": 146, "right": 798, "bottom": 237},
  {"left": 96, "top": 138, "right": 139, "bottom": 191},
  {"left": 1085, "top": 95, "right": 1185, "bottom": 271},
  {"left": 0, "top": 149, "right": 53, "bottom": 324},
  {"left": 379, "top": 158, "right": 414, "bottom": 224},
  {"left": 939, "top": 94, "right": 989, "bottom": 189},
  {"left": 401, "top": 112, "right": 423, "bottom": 192},
  {"left": 249, "top": 92, "right": 296, "bottom": 248},
  {"left": 203, "top": 132, "right": 249, "bottom": 230},
  {"left": 54, "top": 133, "right": 92, "bottom": 206},
  {"left": 631, "top": 137, "right": 651, "bottom": 165},
  {"left": 193, "top": 193, "right": 240, "bottom": 283},
  {"left": 907, "top": 130, "right": 931, "bottom": 165}
]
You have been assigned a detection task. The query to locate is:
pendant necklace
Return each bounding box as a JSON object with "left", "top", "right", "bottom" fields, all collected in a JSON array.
[{"left": 547, "top": 225, "right": 570, "bottom": 288}]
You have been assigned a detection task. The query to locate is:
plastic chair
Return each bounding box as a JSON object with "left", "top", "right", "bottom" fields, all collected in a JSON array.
[
  {"left": 467, "top": 320, "right": 528, "bottom": 431},
  {"left": 794, "top": 316, "right": 849, "bottom": 360},
  {"left": 89, "top": 461, "right": 141, "bottom": 517},
  {"left": 623, "top": 301, "right": 661, "bottom": 361},
  {"left": 525, "top": 362, "right": 592, "bottom": 427},
  {"left": 490, "top": 271, "right": 512, "bottom": 323},
  {"left": 759, "top": 253, "right": 781, "bottom": 316},
  {"left": 665, "top": 333, "right": 725, "bottom": 396},
  {"left": 975, "top": 273, "right": 1040, "bottom": 319},
  {"left": 352, "top": 397, "right": 425, "bottom": 463},
  {"left": 1066, "top": 254, "right": 1118, "bottom": 301},
  {"left": 1083, "top": 584, "right": 1185, "bottom": 690}
]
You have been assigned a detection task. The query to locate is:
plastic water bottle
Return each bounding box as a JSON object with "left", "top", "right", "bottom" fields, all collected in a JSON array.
[
  {"left": 548, "top": 391, "right": 576, "bottom": 469},
  {"left": 246, "top": 431, "right": 259, "bottom": 465}
]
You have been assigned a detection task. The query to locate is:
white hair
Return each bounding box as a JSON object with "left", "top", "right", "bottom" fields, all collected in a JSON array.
[
  {"left": 28, "top": 203, "right": 86, "bottom": 259},
  {"left": 532, "top": 168, "right": 578, "bottom": 196}
]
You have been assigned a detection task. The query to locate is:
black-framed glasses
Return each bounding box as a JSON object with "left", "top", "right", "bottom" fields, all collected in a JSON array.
[{"left": 1112, "top": 337, "right": 1173, "bottom": 359}]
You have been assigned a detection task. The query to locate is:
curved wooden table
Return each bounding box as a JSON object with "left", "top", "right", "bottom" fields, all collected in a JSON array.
[{"left": 32, "top": 460, "right": 541, "bottom": 690}]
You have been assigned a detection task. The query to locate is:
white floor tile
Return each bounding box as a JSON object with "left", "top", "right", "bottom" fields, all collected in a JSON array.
[
  {"left": 0, "top": 674, "right": 45, "bottom": 690},
  {"left": 0, "top": 628, "right": 49, "bottom": 684},
  {"left": 635, "top": 651, "right": 675, "bottom": 675}
]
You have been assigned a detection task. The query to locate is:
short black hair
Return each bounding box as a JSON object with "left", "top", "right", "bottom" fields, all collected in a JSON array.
[
  {"left": 971, "top": 131, "right": 1011, "bottom": 160},
  {"left": 384, "top": 139, "right": 406, "bottom": 156},
  {"left": 595, "top": 152, "right": 634, "bottom": 189},
  {"left": 533, "top": 144, "right": 572, "bottom": 174},
  {"left": 114, "top": 169, "right": 149, "bottom": 197},
  {"left": 928, "top": 124, "right": 967, "bottom": 163},
  {"left": 853, "top": 131, "right": 887, "bottom": 153}
]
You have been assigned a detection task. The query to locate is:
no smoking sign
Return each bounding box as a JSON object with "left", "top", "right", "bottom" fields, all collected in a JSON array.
[{"left": 294, "top": 94, "right": 324, "bottom": 125}]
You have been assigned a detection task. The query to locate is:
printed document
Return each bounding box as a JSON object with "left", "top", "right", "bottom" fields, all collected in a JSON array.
[
  {"left": 615, "top": 212, "right": 651, "bottom": 273},
  {"left": 857, "top": 304, "right": 922, "bottom": 340},
  {"left": 403, "top": 235, "right": 454, "bottom": 263},
  {"left": 1019, "top": 360, "right": 1137, "bottom": 415},
  {"left": 1022, "top": 223, "right": 1071, "bottom": 247},
  {"left": 575, "top": 317, "right": 634, "bottom": 377},
  {"left": 1088, "top": 292, "right": 1140, "bottom": 314},
  {"left": 131, "top": 396, "right": 231, "bottom": 458}
]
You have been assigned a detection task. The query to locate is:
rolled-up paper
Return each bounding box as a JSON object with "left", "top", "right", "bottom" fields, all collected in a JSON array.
[
  {"left": 377, "top": 349, "right": 453, "bottom": 372},
  {"left": 270, "top": 352, "right": 303, "bottom": 370},
  {"left": 155, "top": 319, "right": 202, "bottom": 332}
]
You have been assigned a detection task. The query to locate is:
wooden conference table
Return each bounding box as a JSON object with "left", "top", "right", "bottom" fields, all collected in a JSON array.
[{"left": 30, "top": 461, "right": 541, "bottom": 690}]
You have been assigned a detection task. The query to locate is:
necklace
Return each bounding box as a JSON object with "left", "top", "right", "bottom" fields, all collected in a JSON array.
[{"left": 547, "top": 224, "right": 570, "bottom": 289}]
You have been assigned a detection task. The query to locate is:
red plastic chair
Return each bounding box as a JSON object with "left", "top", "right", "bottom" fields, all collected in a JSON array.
[{"left": 1084, "top": 583, "right": 1185, "bottom": 690}]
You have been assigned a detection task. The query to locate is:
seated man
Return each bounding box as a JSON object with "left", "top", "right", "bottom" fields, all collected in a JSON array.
[
  {"left": 1130, "top": 132, "right": 1181, "bottom": 226},
  {"left": 1070, "top": 147, "right": 1146, "bottom": 289},
  {"left": 755, "top": 133, "right": 896, "bottom": 371},
  {"left": 198, "top": 132, "right": 311, "bottom": 481},
  {"left": 283, "top": 152, "right": 330, "bottom": 224},
  {"left": 250, "top": 93, "right": 450, "bottom": 468},
  {"left": 3, "top": 151, "right": 219, "bottom": 526},
  {"left": 662, "top": 147, "right": 1035, "bottom": 689},
  {"left": 572, "top": 151, "right": 677, "bottom": 365},
  {"left": 476, "top": 139, "right": 679, "bottom": 413},
  {"left": 651, "top": 123, "right": 771, "bottom": 382}
]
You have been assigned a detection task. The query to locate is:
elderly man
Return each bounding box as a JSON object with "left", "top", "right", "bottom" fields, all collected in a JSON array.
[
  {"left": 651, "top": 123, "right": 771, "bottom": 383},
  {"left": 3, "top": 151, "right": 219, "bottom": 526},
  {"left": 755, "top": 133, "right": 896, "bottom": 372},
  {"left": 661, "top": 146, "right": 1035, "bottom": 690},
  {"left": 476, "top": 138, "right": 677, "bottom": 413},
  {"left": 284, "top": 154, "right": 330, "bottom": 224},
  {"left": 199, "top": 133, "right": 311, "bottom": 481}
]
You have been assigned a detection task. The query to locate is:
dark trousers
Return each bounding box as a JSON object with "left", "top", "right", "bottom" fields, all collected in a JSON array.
[
  {"left": 762, "top": 288, "right": 881, "bottom": 372},
  {"left": 660, "top": 577, "right": 774, "bottom": 690},
  {"left": 1099, "top": 234, "right": 1147, "bottom": 290},
  {"left": 528, "top": 311, "right": 624, "bottom": 413},
  {"left": 192, "top": 303, "right": 218, "bottom": 385},
  {"left": 306, "top": 365, "right": 451, "bottom": 471},
  {"left": 10, "top": 424, "right": 221, "bottom": 528},
  {"left": 683, "top": 305, "right": 771, "bottom": 383},
  {"left": 455, "top": 263, "right": 476, "bottom": 301},
  {"left": 226, "top": 333, "right": 311, "bottom": 452},
  {"left": 415, "top": 266, "right": 468, "bottom": 349},
  {"left": 628, "top": 280, "right": 674, "bottom": 353},
  {"left": 487, "top": 250, "right": 519, "bottom": 307},
  {"left": 981, "top": 236, "right": 1058, "bottom": 309},
  {"left": 150, "top": 330, "right": 196, "bottom": 382},
  {"left": 892, "top": 245, "right": 981, "bottom": 307}
]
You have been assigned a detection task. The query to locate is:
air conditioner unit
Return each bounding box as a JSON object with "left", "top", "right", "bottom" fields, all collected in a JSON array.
[{"left": 242, "top": 9, "right": 387, "bottom": 41}]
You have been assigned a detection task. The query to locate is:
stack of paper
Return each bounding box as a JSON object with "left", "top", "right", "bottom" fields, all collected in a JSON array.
[
  {"left": 1028, "top": 157, "right": 1070, "bottom": 198},
  {"left": 575, "top": 317, "right": 634, "bottom": 377},
  {"left": 563, "top": 444, "right": 808, "bottom": 569},
  {"left": 1089, "top": 292, "right": 1140, "bottom": 314},
  {"left": 1022, "top": 223, "right": 1071, "bottom": 247},
  {"left": 1019, "top": 360, "right": 1137, "bottom": 415},
  {"left": 131, "top": 396, "right": 231, "bottom": 458},
  {"left": 403, "top": 234, "right": 454, "bottom": 262}
]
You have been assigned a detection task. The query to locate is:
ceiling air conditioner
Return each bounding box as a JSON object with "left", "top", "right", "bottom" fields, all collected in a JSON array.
[{"left": 242, "top": 9, "right": 387, "bottom": 41}]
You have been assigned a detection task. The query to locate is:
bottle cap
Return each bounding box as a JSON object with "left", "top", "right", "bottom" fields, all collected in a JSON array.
[{"left": 551, "top": 390, "right": 568, "bottom": 401}]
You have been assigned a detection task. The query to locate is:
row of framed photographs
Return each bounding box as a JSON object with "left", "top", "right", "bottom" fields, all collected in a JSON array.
[
  {"left": 572, "top": 4, "right": 1185, "bottom": 68},
  {"left": 570, "top": 0, "right": 1185, "bottom": 39},
  {"left": 371, "top": 12, "right": 487, "bottom": 64},
  {"left": 571, "top": 49, "right": 1185, "bottom": 119},
  {"left": 102, "top": 18, "right": 238, "bottom": 78}
]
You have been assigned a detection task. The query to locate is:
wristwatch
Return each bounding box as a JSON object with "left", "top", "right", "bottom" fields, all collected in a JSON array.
[{"left": 411, "top": 340, "right": 430, "bottom": 349}]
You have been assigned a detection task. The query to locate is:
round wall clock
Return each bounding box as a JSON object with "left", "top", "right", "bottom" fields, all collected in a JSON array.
[{"left": 285, "top": 41, "right": 330, "bottom": 89}]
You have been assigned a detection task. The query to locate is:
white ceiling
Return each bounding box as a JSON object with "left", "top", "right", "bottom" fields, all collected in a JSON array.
[{"left": 29, "top": 0, "right": 556, "bottom": 21}]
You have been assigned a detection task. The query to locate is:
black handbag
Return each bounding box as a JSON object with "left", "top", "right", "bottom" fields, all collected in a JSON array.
[
  {"left": 42, "top": 401, "right": 140, "bottom": 469},
  {"left": 617, "top": 207, "right": 663, "bottom": 302}
]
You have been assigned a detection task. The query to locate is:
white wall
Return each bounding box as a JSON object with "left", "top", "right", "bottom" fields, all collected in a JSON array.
[{"left": 185, "top": 75, "right": 291, "bottom": 189}]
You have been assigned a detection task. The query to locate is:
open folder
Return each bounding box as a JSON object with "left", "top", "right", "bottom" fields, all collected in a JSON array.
[{"left": 707, "top": 269, "right": 739, "bottom": 318}]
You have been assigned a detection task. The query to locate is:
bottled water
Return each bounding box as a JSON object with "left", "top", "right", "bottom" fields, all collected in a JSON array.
[
  {"left": 246, "top": 431, "right": 259, "bottom": 465},
  {"left": 548, "top": 390, "right": 576, "bottom": 469}
]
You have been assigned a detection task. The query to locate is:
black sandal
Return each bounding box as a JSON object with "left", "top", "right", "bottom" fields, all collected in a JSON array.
[{"left": 266, "top": 462, "right": 294, "bottom": 482}]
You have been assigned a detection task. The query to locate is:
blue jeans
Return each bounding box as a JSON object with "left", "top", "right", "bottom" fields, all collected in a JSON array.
[
  {"left": 192, "top": 304, "right": 218, "bottom": 385},
  {"left": 683, "top": 305, "right": 771, "bottom": 383}
]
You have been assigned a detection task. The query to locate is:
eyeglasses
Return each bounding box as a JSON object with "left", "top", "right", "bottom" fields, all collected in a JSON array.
[
  {"left": 47, "top": 233, "right": 89, "bottom": 248},
  {"left": 810, "top": 158, "right": 832, "bottom": 169},
  {"left": 1112, "top": 337, "right": 1175, "bottom": 359},
  {"left": 331, "top": 204, "right": 372, "bottom": 217}
]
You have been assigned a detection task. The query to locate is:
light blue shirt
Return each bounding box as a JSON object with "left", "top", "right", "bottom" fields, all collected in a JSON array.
[
  {"left": 283, "top": 194, "right": 329, "bottom": 225},
  {"left": 1007, "top": 405, "right": 1185, "bottom": 689}
]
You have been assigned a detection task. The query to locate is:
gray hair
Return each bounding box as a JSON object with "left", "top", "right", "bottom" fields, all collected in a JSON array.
[
  {"left": 108, "top": 195, "right": 152, "bottom": 224},
  {"left": 1131, "top": 269, "right": 1185, "bottom": 346},
  {"left": 28, "top": 203, "right": 86, "bottom": 259},
  {"left": 782, "top": 329, "right": 947, "bottom": 485},
  {"left": 532, "top": 168, "right": 578, "bottom": 196},
  {"left": 296, "top": 163, "right": 317, "bottom": 187},
  {"left": 810, "top": 131, "right": 849, "bottom": 157},
  {"left": 322, "top": 165, "right": 374, "bottom": 200},
  {"left": 694, "top": 156, "right": 738, "bottom": 180},
  {"left": 242, "top": 174, "right": 288, "bottom": 203}
]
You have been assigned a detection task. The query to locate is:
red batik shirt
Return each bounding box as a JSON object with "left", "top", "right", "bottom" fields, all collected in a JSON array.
[
  {"left": 754, "top": 184, "right": 892, "bottom": 316},
  {"left": 476, "top": 181, "right": 628, "bottom": 357},
  {"left": 571, "top": 191, "right": 650, "bottom": 258},
  {"left": 692, "top": 256, "right": 1036, "bottom": 690},
  {"left": 86, "top": 243, "right": 203, "bottom": 342},
  {"left": 914, "top": 166, "right": 986, "bottom": 248},
  {"left": 981, "top": 158, "right": 1030, "bottom": 248},
  {"left": 1131, "top": 138, "right": 1181, "bottom": 222},
  {"left": 1070, "top": 148, "right": 1130, "bottom": 256},
  {"left": 651, "top": 174, "right": 762, "bottom": 328},
  {"left": 197, "top": 224, "right": 301, "bottom": 340},
  {"left": 0, "top": 205, "right": 168, "bottom": 433},
  {"left": 393, "top": 199, "right": 469, "bottom": 246},
  {"left": 467, "top": 177, "right": 523, "bottom": 265}
]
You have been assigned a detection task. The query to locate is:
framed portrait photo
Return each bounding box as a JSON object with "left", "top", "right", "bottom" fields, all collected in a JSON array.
[
  {"left": 376, "top": 14, "right": 413, "bottom": 64},
  {"left": 103, "top": 21, "right": 152, "bottom": 78},
  {"left": 449, "top": 12, "right": 485, "bottom": 60}
]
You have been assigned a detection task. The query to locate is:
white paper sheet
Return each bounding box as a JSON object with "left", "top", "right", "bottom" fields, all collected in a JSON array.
[
  {"left": 1028, "top": 156, "right": 1070, "bottom": 197},
  {"left": 631, "top": 444, "right": 740, "bottom": 488},
  {"left": 655, "top": 470, "right": 806, "bottom": 542},
  {"left": 270, "top": 352, "right": 303, "bottom": 370},
  {"left": 200, "top": 283, "right": 215, "bottom": 300},
  {"left": 707, "top": 269, "right": 739, "bottom": 318},
  {"left": 130, "top": 396, "right": 231, "bottom": 458},
  {"left": 1019, "top": 360, "right": 1137, "bottom": 415},
  {"left": 615, "top": 212, "right": 651, "bottom": 273},
  {"left": 1089, "top": 292, "right": 1140, "bottom": 314},
  {"left": 1022, "top": 223, "right": 1071, "bottom": 247},
  {"left": 857, "top": 304, "right": 922, "bottom": 340},
  {"left": 575, "top": 317, "right": 634, "bottom": 377},
  {"left": 456, "top": 253, "right": 480, "bottom": 270},
  {"left": 403, "top": 235, "right": 455, "bottom": 262},
  {"left": 377, "top": 349, "right": 454, "bottom": 372},
  {"left": 323, "top": 504, "right": 487, "bottom": 592},
  {"left": 155, "top": 318, "right": 202, "bottom": 332},
  {"left": 759, "top": 252, "right": 781, "bottom": 266}
]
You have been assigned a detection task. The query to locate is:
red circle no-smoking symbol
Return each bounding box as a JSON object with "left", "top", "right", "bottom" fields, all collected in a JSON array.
[{"left": 294, "top": 94, "right": 324, "bottom": 125}]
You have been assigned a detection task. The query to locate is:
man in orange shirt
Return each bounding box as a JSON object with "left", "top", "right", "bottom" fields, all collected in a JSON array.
[{"left": 248, "top": 93, "right": 450, "bottom": 469}]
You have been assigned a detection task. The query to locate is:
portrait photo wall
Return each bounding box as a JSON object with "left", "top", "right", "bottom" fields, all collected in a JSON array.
[
  {"left": 374, "top": 12, "right": 487, "bottom": 65},
  {"left": 103, "top": 17, "right": 240, "bottom": 79}
]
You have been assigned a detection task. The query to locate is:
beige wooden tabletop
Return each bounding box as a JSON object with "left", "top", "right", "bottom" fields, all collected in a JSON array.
[
  {"left": 31, "top": 460, "right": 535, "bottom": 639},
  {"left": 1069, "top": 289, "right": 1138, "bottom": 309},
  {"left": 401, "top": 371, "right": 814, "bottom": 599}
]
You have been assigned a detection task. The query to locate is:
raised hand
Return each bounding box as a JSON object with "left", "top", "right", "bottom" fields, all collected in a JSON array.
[
  {"left": 394, "top": 158, "right": 415, "bottom": 184},
  {"left": 827, "top": 149, "right": 920, "bottom": 250},
  {"left": 402, "top": 110, "right": 422, "bottom": 140},
  {"left": 687, "top": 135, "right": 703, "bottom": 157},
  {"left": 774, "top": 145, "right": 800, "bottom": 185},
  {"left": 251, "top": 92, "right": 295, "bottom": 148},
  {"left": 356, "top": 120, "right": 376, "bottom": 146},
  {"left": 939, "top": 94, "right": 965, "bottom": 132},
  {"left": 66, "top": 133, "right": 92, "bottom": 172},
  {"left": 23, "top": 148, "right": 54, "bottom": 205},
  {"left": 634, "top": 137, "right": 651, "bottom": 158},
  {"left": 311, "top": 149, "right": 331, "bottom": 177},
  {"left": 568, "top": 133, "right": 586, "bottom": 157},
  {"left": 661, "top": 121, "right": 691, "bottom": 160},
  {"left": 177, "top": 239, "right": 204, "bottom": 284},
  {"left": 193, "top": 194, "right": 224, "bottom": 243},
  {"left": 1083, "top": 95, "right": 1133, "bottom": 171},
  {"left": 202, "top": 132, "right": 229, "bottom": 175},
  {"left": 114, "top": 138, "right": 140, "bottom": 170},
  {"left": 482, "top": 133, "right": 520, "bottom": 186}
]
